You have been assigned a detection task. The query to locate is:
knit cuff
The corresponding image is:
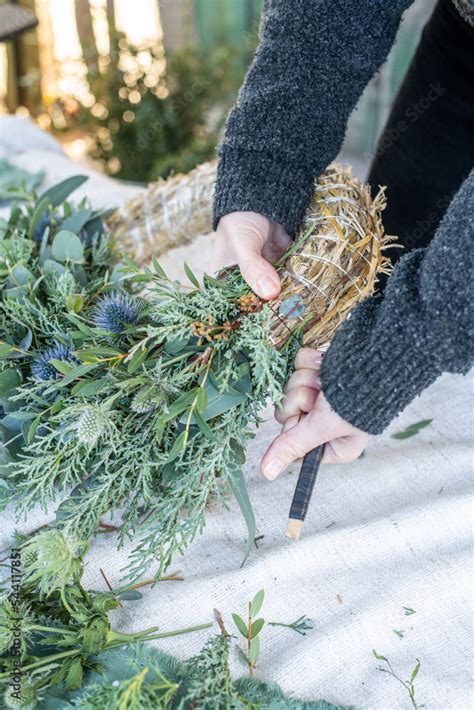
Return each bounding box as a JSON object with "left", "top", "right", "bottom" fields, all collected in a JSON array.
[
  {"left": 212, "top": 148, "right": 313, "bottom": 237},
  {"left": 320, "top": 254, "right": 446, "bottom": 435}
]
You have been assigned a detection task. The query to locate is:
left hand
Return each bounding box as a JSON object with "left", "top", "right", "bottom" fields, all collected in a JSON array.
[{"left": 261, "top": 348, "right": 370, "bottom": 480}]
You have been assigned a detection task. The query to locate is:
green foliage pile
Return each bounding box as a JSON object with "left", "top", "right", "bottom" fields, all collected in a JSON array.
[
  {"left": 0, "top": 530, "right": 348, "bottom": 710},
  {"left": 61, "top": 641, "right": 349, "bottom": 710},
  {"left": 1, "top": 176, "right": 301, "bottom": 582},
  {"left": 0, "top": 174, "right": 134, "bottom": 498},
  {"left": 0, "top": 529, "right": 212, "bottom": 709}
]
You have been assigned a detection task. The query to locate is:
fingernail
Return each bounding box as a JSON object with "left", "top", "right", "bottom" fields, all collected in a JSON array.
[
  {"left": 263, "top": 458, "right": 285, "bottom": 480},
  {"left": 257, "top": 276, "right": 278, "bottom": 300},
  {"left": 314, "top": 353, "right": 323, "bottom": 364}
]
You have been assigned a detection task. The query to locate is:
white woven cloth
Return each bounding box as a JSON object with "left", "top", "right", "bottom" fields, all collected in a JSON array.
[{"left": 1, "top": 128, "right": 473, "bottom": 709}]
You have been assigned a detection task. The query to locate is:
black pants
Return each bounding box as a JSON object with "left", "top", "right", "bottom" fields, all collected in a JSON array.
[{"left": 368, "top": 0, "right": 474, "bottom": 288}]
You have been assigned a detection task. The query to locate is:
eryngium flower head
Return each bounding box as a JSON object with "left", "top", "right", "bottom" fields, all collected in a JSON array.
[
  {"left": 3, "top": 681, "right": 37, "bottom": 709},
  {"left": 32, "top": 209, "right": 59, "bottom": 243},
  {"left": 21, "top": 530, "right": 85, "bottom": 596},
  {"left": 31, "top": 343, "right": 78, "bottom": 381},
  {"left": 76, "top": 405, "right": 107, "bottom": 448},
  {"left": 92, "top": 292, "right": 143, "bottom": 337},
  {"left": 131, "top": 388, "right": 157, "bottom": 414}
]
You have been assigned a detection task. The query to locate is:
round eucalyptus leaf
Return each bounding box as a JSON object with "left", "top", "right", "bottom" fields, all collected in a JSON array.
[
  {"left": 42, "top": 259, "right": 68, "bottom": 277},
  {"left": 0, "top": 398, "right": 21, "bottom": 414},
  {"left": 0, "top": 368, "right": 22, "bottom": 397},
  {"left": 8, "top": 265, "right": 34, "bottom": 287},
  {"left": 52, "top": 230, "right": 84, "bottom": 263},
  {"left": 1, "top": 414, "right": 24, "bottom": 432},
  {"left": 3, "top": 285, "right": 29, "bottom": 301}
]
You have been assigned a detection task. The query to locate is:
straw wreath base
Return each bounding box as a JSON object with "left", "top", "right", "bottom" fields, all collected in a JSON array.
[{"left": 110, "top": 160, "right": 394, "bottom": 353}]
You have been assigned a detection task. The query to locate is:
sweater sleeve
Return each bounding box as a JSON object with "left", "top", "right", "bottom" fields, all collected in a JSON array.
[
  {"left": 213, "top": 0, "right": 412, "bottom": 235},
  {"left": 320, "top": 171, "right": 474, "bottom": 435}
]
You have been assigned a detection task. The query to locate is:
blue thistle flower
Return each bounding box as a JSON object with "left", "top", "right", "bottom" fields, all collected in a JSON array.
[
  {"left": 92, "top": 293, "right": 143, "bottom": 336},
  {"left": 33, "top": 210, "right": 58, "bottom": 243},
  {"left": 32, "top": 343, "right": 78, "bottom": 381}
]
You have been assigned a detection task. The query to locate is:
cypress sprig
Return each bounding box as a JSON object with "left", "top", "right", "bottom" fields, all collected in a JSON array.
[
  {"left": 6, "top": 256, "right": 298, "bottom": 581},
  {"left": 3, "top": 176, "right": 299, "bottom": 583}
]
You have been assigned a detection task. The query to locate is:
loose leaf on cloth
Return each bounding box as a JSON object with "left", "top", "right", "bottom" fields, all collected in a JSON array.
[
  {"left": 250, "top": 589, "right": 265, "bottom": 617},
  {"left": 228, "top": 465, "right": 257, "bottom": 567},
  {"left": 391, "top": 419, "right": 433, "bottom": 440},
  {"left": 232, "top": 613, "right": 248, "bottom": 638}
]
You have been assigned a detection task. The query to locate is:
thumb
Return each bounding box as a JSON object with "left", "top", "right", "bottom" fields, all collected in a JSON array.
[
  {"left": 261, "top": 410, "right": 326, "bottom": 480},
  {"left": 226, "top": 214, "right": 281, "bottom": 300},
  {"left": 239, "top": 240, "right": 281, "bottom": 300}
]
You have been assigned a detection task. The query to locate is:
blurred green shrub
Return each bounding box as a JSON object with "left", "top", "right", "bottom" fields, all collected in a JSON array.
[{"left": 80, "top": 34, "right": 249, "bottom": 183}]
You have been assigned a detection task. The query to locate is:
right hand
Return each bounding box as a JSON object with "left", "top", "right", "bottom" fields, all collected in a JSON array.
[{"left": 213, "top": 211, "right": 292, "bottom": 300}]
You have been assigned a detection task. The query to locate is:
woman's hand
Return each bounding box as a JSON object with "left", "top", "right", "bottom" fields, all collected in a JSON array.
[
  {"left": 213, "top": 211, "right": 292, "bottom": 300},
  {"left": 261, "top": 348, "right": 370, "bottom": 480}
]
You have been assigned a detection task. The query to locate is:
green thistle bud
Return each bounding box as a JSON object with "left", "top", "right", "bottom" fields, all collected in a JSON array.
[
  {"left": 76, "top": 405, "right": 107, "bottom": 447},
  {"left": 21, "top": 530, "right": 85, "bottom": 597},
  {"left": 3, "top": 682, "right": 37, "bottom": 709},
  {"left": 20, "top": 550, "right": 38, "bottom": 568},
  {"left": 131, "top": 388, "right": 156, "bottom": 414},
  {"left": 0, "top": 598, "right": 32, "bottom": 657}
]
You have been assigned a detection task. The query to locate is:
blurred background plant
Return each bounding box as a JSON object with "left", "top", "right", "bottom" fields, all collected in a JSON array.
[
  {"left": 0, "top": 0, "right": 436, "bottom": 183},
  {"left": 83, "top": 37, "right": 247, "bottom": 181},
  {"left": 0, "top": 0, "right": 262, "bottom": 182}
]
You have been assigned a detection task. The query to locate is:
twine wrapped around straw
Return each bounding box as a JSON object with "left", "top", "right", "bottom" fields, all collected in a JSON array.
[{"left": 267, "top": 163, "right": 392, "bottom": 350}]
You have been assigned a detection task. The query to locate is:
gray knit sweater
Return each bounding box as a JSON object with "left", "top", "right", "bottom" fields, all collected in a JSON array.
[{"left": 213, "top": 0, "right": 474, "bottom": 434}]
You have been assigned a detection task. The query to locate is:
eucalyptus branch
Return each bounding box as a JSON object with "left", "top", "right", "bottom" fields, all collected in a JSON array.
[
  {"left": 373, "top": 650, "right": 423, "bottom": 709},
  {"left": 232, "top": 589, "right": 265, "bottom": 675}
]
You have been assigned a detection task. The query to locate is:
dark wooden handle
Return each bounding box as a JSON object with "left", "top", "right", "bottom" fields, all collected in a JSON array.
[{"left": 286, "top": 444, "right": 325, "bottom": 539}]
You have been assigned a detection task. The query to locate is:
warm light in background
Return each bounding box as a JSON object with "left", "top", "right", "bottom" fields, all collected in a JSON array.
[
  {"left": 48, "top": 0, "right": 161, "bottom": 62},
  {"left": 114, "top": 0, "right": 162, "bottom": 44},
  {"left": 43, "top": 0, "right": 162, "bottom": 102},
  {"left": 0, "top": 0, "right": 163, "bottom": 111}
]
